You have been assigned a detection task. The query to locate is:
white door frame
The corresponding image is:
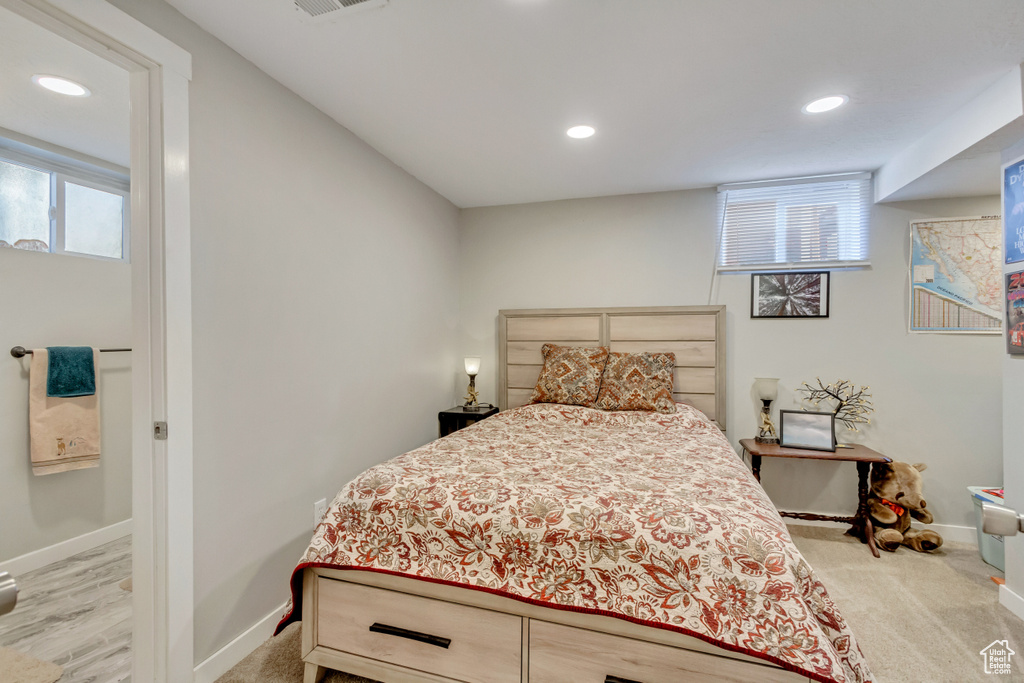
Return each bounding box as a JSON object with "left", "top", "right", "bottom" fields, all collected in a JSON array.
[{"left": 0, "top": 1, "right": 194, "bottom": 681}]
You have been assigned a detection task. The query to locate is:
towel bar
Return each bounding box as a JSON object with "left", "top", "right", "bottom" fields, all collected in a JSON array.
[{"left": 10, "top": 346, "right": 132, "bottom": 358}]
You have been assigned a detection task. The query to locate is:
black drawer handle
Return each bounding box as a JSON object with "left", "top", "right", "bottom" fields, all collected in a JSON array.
[
  {"left": 605, "top": 676, "right": 643, "bottom": 683},
  {"left": 369, "top": 622, "right": 451, "bottom": 649}
]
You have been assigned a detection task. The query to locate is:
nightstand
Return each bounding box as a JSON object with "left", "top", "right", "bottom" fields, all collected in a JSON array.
[{"left": 438, "top": 405, "right": 498, "bottom": 438}]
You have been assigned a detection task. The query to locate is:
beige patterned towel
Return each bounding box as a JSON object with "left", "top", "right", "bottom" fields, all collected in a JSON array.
[{"left": 29, "top": 348, "right": 101, "bottom": 475}]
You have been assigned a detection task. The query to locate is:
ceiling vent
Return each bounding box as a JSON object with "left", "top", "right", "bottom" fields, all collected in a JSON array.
[{"left": 294, "top": 0, "right": 387, "bottom": 22}]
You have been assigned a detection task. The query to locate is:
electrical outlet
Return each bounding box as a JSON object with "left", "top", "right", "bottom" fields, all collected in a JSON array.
[{"left": 313, "top": 498, "right": 328, "bottom": 527}]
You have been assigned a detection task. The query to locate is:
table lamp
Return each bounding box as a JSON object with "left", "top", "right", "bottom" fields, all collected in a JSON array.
[
  {"left": 754, "top": 377, "right": 779, "bottom": 444},
  {"left": 463, "top": 357, "right": 481, "bottom": 411}
]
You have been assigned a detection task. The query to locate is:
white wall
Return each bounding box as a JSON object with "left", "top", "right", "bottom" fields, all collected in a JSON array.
[
  {"left": 0, "top": 249, "right": 132, "bottom": 563},
  {"left": 106, "top": 0, "right": 462, "bottom": 665},
  {"left": 460, "top": 189, "right": 1003, "bottom": 531}
]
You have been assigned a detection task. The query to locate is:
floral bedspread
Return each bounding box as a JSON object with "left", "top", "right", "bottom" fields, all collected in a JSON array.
[{"left": 277, "top": 403, "right": 872, "bottom": 683}]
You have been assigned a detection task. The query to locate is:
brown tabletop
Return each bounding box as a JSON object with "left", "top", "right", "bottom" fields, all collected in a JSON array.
[{"left": 738, "top": 439, "right": 891, "bottom": 463}]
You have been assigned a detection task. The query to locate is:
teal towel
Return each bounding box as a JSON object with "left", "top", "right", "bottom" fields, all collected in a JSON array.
[{"left": 46, "top": 347, "right": 95, "bottom": 398}]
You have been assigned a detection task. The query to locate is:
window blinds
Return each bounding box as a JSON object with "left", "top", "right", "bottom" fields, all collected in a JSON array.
[{"left": 716, "top": 173, "right": 871, "bottom": 270}]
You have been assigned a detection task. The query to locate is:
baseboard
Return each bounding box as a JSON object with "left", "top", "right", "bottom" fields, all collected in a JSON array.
[
  {"left": 784, "top": 518, "right": 978, "bottom": 546},
  {"left": 928, "top": 523, "right": 978, "bottom": 545},
  {"left": 0, "top": 518, "right": 132, "bottom": 577},
  {"left": 193, "top": 601, "right": 289, "bottom": 683},
  {"left": 1000, "top": 584, "right": 1024, "bottom": 622}
]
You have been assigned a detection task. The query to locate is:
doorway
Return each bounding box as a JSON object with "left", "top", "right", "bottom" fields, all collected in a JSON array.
[
  {"left": 0, "top": 3, "right": 133, "bottom": 679},
  {"left": 0, "top": 0, "right": 193, "bottom": 680}
]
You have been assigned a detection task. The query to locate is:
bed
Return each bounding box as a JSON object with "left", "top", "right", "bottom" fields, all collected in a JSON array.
[{"left": 277, "top": 306, "right": 872, "bottom": 683}]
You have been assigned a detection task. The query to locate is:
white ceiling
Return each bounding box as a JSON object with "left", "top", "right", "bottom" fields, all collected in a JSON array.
[
  {"left": 0, "top": 6, "right": 129, "bottom": 168},
  {"left": 163, "top": 0, "right": 1024, "bottom": 207},
  {"left": 110, "top": 1, "right": 1023, "bottom": 208},
  {"left": 884, "top": 116, "right": 1024, "bottom": 202}
]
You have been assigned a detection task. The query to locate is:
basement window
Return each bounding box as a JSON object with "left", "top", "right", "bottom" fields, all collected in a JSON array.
[
  {"left": 0, "top": 145, "right": 129, "bottom": 262},
  {"left": 716, "top": 173, "right": 870, "bottom": 270}
]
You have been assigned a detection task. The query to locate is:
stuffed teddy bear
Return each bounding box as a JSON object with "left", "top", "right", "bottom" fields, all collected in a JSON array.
[{"left": 862, "top": 461, "right": 943, "bottom": 553}]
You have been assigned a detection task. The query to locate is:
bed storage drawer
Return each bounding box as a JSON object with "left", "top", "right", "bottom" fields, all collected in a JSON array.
[
  {"left": 315, "top": 577, "right": 522, "bottom": 682},
  {"left": 529, "top": 620, "right": 804, "bottom": 683}
]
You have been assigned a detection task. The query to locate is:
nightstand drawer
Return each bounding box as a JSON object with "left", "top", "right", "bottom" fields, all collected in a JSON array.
[{"left": 316, "top": 578, "right": 522, "bottom": 682}]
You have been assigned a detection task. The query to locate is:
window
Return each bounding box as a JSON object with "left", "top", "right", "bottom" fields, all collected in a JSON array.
[
  {"left": 0, "top": 159, "right": 50, "bottom": 250},
  {"left": 716, "top": 173, "right": 870, "bottom": 270},
  {"left": 0, "top": 145, "right": 128, "bottom": 261}
]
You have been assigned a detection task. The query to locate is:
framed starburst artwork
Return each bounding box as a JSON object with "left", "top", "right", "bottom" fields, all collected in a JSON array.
[{"left": 751, "top": 271, "right": 830, "bottom": 318}]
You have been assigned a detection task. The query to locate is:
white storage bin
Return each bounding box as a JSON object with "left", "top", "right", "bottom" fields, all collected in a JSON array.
[{"left": 968, "top": 486, "right": 1005, "bottom": 572}]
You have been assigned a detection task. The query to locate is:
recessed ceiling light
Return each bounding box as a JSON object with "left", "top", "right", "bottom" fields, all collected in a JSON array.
[
  {"left": 567, "top": 125, "right": 595, "bottom": 139},
  {"left": 32, "top": 75, "right": 90, "bottom": 97},
  {"left": 802, "top": 95, "right": 847, "bottom": 114}
]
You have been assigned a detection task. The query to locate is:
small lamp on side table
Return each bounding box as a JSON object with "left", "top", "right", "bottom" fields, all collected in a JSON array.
[
  {"left": 463, "top": 356, "right": 481, "bottom": 411},
  {"left": 754, "top": 377, "right": 779, "bottom": 444}
]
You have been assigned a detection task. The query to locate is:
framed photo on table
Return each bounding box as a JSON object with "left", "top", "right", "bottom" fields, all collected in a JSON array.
[
  {"left": 751, "top": 271, "right": 830, "bottom": 318},
  {"left": 779, "top": 410, "right": 836, "bottom": 452}
]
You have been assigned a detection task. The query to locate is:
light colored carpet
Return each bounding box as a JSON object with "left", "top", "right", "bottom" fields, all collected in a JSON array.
[
  {"left": 119, "top": 577, "right": 132, "bottom": 592},
  {"left": 218, "top": 526, "right": 1022, "bottom": 683},
  {"left": 214, "top": 622, "right": 375, "bottom": 683},
  {"left": 0, "top": 646, "right": 63, "bottom": 683},
  {"left": 789, "top": 524, "right": 1024, "bottom": 683}
]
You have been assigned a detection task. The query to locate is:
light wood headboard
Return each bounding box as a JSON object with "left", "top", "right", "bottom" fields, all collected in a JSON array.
[{"left": 497, "top": 305, "right": 727, "bottom": 430}]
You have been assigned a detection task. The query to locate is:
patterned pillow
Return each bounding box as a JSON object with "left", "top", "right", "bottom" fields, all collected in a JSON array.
[
  {"left": 594, "top": 351, "right": 676, "bottom": 413},
  {"left": 529, "top": 344, "right": 610, "bottom": 407}
]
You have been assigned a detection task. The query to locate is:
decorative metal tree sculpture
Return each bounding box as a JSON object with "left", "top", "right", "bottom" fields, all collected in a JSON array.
[{"left": 797, "top": 378, "right": 874, "bottom": 431}]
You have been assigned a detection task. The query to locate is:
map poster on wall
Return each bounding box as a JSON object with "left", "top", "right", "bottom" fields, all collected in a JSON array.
[
  {"left": 909, "top": 215, "right": 1002, "bottom": 333},
  {"left": 1007, "top": 271, "right": 1024, "bottom": 354},
  {"left": 1005, "top": 157, "right": 1024, "bottom": 264}
]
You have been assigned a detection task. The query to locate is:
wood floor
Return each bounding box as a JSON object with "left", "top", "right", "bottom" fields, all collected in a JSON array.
[{"left": 0, "top": 536, "right": 132, "bottom": 683}]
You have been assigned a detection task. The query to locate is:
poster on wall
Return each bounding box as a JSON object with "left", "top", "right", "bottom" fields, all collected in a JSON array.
[
  {"left": 750, "top": 272, "right": 829, "bottom": 318},
  {"left": 908, "top": 216, "right": 1002, "bottom": 333},
  {"left": 1006, "top": 271, "right": 1024, "bottom": 354},
  {"left": 1005, "top": 157, "right": 1024, "bottom": 264}
]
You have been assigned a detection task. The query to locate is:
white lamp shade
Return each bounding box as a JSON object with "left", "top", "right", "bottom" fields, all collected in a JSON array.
[
  {"left": 753, "top": 377, "right": 779, "bottom": 401},
  {"left": 464, "top": 357, "right": 481, "bottom": 375}
]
